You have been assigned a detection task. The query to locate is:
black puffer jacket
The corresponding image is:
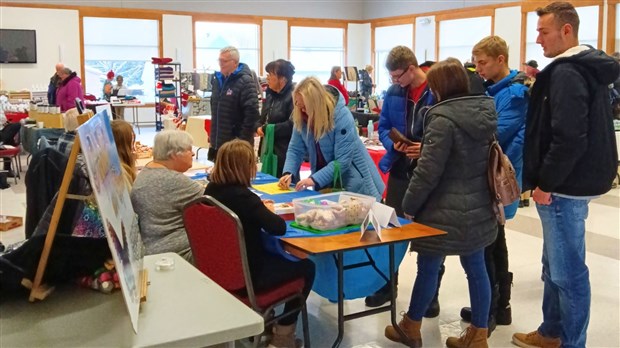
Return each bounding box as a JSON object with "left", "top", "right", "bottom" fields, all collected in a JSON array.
[
  {"left": 523, "top": 46, "right": 619, "bottom": 195},
  {"left": 210, "top": 63, "right": 260, "bottom": 150},
  {"left": 259, "top": 81, "right": 294, "bottom": 177},
  {"left": 403, "top": 96, "right": 498, "bottom": 255}
]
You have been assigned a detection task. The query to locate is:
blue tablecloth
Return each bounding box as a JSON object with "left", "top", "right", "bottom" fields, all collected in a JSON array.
[{"left": 247, "top": 172, "right": 410, "bottom": 301}]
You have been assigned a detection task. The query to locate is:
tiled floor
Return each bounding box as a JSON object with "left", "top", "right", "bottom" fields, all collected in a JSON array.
[{"left": 1, "top": 127, "right": 618, "bottom": 347}]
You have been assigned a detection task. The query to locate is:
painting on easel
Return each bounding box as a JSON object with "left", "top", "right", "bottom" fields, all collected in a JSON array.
[{"left": 77, "top": 110, "right": 143, "bottom": 333}]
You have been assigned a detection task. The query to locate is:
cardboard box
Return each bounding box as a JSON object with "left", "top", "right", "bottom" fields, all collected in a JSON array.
[
  {"left": 0, "top": 215, "right": 23, "bottom": 232},
  {"left": 28, "top": 110, "right": 64, "bottom": 128}
]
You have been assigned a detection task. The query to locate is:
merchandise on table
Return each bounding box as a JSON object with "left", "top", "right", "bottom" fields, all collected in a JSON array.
[{"left": 293, "top": 192, "right": 374, "bottom": 231}]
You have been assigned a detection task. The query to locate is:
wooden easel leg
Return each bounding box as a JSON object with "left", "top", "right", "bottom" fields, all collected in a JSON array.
[{"left": 28, "top": 137, "right": 82, "bottom": 302}]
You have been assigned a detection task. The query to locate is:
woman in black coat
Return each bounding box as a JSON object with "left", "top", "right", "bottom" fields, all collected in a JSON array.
[
  {"left": 204, "top": 139, "right": 314, "bottom": 348},
  {"left": 256, "top": 59, "right": 295, "bottom": 177},
  {"left": 384, "top": 58, "right": 497, "bottom": 347}
]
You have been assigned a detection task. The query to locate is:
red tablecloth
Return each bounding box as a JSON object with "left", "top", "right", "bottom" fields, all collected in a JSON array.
[{"left": 367, "top": 148, "right": 388, "bottom": 198}]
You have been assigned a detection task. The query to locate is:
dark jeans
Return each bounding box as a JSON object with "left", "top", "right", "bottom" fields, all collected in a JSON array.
[
  {"left": 251, "top": 254, "right": 315, "bottom": 325},
  {"left": 408, "top": 250, "right": 490, "bottom": 328},
  {"left": 0, "top": 123, "right": 21, "bottom": 146}
]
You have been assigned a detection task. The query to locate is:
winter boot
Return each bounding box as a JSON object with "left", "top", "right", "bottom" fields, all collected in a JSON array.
[
  {"left": 445, "top": 325, "right": 488, "bottom": 348},
  {"left": 424, "top": 263, "right": 444, "bottom": 318},
  {"left": 512, "top": 330, "right": 561, "bottom": 348},
  {"left": 496, "top": 272, "right": 513, "bottom": 325},
  {"left": 365, "top": 272, "right": 398, "bottom": 307},
  {"left": 267, "top": 323, "right": 302, "bottom": 348},
  {"left": 384, "top": 313, "right": 422, "bottom": 347},
  {"left": 459, "top": 284, "right": 498, "bottom": 337}
]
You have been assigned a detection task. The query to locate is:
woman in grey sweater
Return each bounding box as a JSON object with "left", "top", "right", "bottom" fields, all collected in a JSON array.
[{"left": 130, "top": 130, "right": 203, "bottom": 262}]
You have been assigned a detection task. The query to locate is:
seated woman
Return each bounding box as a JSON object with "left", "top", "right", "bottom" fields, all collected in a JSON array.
[
  {"left": 130, "top": 130, "right": 202, "bottom": 263},
  {"left": 204, "top": 139, "right": 315, "bottom": 348}
]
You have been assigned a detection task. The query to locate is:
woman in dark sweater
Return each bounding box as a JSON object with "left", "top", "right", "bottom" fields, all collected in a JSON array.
[
  {"left": 384, "top": 58, "right": 497, "bottom": 347},
  {"left": 204, "top": 139, "right": 315, "bottom": 348}
]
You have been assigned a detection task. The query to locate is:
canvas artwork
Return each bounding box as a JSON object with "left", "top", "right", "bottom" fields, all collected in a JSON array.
[{"left": 77, "top": 110, "right": 144, "bottom": 333}]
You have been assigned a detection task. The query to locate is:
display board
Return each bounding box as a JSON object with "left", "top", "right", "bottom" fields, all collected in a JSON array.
[{"left": 77, "top": 110, "right": 143, "bottom": 333}]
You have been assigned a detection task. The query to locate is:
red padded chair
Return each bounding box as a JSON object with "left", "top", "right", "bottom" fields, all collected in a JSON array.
[
  {"left": 0, "top": 146, "right": 22, "bottom": 184},
  {"left": 183, "top": 196, "right": 310, "bottom": 347}
]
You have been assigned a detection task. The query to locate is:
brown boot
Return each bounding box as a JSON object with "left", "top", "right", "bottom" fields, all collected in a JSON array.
[
  {"left": 384, "top": 313, "right": 422, "bottom": 347},
  {"left": 512, "top": 330, "right": 561, "bottom": 348},
  {"left": 267, "top": 323, "right": 302, "bottom": 348},
  {"left": 446, "top": 325, "right": 488, "bottom": 348}
]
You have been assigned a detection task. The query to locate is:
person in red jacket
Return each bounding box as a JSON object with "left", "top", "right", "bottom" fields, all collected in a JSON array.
[{"left": 327, "top": 66, "right": 349, "bottom": 105}]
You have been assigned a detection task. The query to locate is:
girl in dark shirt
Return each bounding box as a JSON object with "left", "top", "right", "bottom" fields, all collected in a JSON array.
[{"left": 204, "top": 139, "right": 315, "bottom": 348}]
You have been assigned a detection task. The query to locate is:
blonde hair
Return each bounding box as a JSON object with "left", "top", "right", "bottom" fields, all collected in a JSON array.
[
  {"left": 111, "top": 119, "right": 137, "bottom": 184},
  {"left": 472, "top": 35, "right": 509, "bottom": 62},
  {"left": 292, "top": 77, "right": 335, "bottom": 140},
  {"left": 210, "top": 139, "right": 256, "bottom": 187}
]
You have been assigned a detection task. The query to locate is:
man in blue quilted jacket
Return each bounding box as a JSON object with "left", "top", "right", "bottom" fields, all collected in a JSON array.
[
  {"left": 209, "top": 46, "right": 260, "bottom": 161},
  {"left": 462, "top": 35, "right": 529, "bottom": 335}
]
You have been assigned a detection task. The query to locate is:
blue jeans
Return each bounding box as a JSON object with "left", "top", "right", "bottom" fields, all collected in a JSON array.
[
  {"left": 407, "top": 250, "right": 490, "bottom": 328},
  {"left": 536, "top": 196, "right": 591, "bottom": 348}
]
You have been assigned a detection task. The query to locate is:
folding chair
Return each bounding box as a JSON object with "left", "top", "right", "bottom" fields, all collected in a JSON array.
[{"left": 183, "top": 196, "right": 310, "bottom": 347}]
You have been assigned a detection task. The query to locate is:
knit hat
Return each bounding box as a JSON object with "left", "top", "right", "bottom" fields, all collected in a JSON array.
[
  {"left": 523, "top": 60, "right": 538, "bottom": 69},
  {"left": 107, "top": 70, "right": 115, "bottom": 80}
]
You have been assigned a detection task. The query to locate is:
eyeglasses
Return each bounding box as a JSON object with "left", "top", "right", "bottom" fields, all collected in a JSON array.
[
  {"left": 389, "top": 66, "right": 410, "bottom": 82},
  {"left": 218, "top": 58, "right": 233, "bottom": 64}
]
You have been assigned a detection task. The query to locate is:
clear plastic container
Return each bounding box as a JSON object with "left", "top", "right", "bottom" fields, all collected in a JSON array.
[{"left": 293, "top": 192, "right": 375, "bottom": 231}]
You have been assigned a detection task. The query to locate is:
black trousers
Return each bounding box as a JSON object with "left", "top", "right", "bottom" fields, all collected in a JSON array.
[
  {"left": 1, "top": 123, "right": 21, "bottom": 170},
  {"left": 250, "top": 254, "right": 315, "bottom": 325},
  {"left": 484, "top": 224, "right": 509, "bottom": 287}
]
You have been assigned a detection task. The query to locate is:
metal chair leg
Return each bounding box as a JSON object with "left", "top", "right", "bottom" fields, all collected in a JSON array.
[{"left": 301, "top": 301, "right": 311, "bottom": 348}]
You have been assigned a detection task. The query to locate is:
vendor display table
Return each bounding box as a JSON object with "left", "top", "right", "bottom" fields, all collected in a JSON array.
[{"left": 0, "top": 253, "right": 264, "bottom": 347}]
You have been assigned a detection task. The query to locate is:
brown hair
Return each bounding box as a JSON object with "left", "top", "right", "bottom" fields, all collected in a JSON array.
[
  {"left": 426, "top": 58, "right": 470, "bottom": 101},
  {"left": 111, "top": 119, "right": 136, "bottom": 183},
  {"left": 472, "top": 35, "right": 509, "bottom": 62},
  {"left": 385, "top": 45, "right": 418, "bottom": 72},
  {"left": 210, "top": 139, "right": 256, "bottom": 187},
  {"left": 536, "top": 1, "right": 579, "bottom": 37}
]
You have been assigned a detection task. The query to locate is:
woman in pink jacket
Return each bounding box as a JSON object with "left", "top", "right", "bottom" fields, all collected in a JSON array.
[{"left": 56, "top": 67, "right": 85, "bottom": 112}]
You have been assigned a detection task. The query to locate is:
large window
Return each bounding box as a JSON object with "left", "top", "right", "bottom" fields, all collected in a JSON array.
[
  {"left": 83, "top": 17, "right": 159, "bottom": 102},
  {"left": 290, "top": 26, "right": 344, "bottom": 83},
  {"left": 374, "top": 24, "right": 414, "bottom": 94},
  {"left": 525, "top": 6, "right": 599, "bottom": 70},
  {"left": 438, "top": 16, "right": 492, "bottom": 63},
  {"left": 195, "top": 22, "right": 259, "bottom": 74}
]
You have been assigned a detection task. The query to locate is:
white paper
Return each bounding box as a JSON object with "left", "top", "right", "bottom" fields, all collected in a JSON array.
[
  {"left": 360, "top": 209, "right": 382, "bottom": 242},
  {"left": 370, "top": 201, "right": 401, "bottom": 228}
]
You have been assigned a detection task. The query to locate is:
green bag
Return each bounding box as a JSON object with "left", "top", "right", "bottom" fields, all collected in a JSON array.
[
  {"left": 320, "top": 160, "right": 344, "bottom": 193},
  {"left": 260, "top": 124, "right": 278, "bottom": 176}
]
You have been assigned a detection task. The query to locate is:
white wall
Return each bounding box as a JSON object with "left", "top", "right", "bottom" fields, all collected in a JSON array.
[
  {"left": 363, "top": 0, "right": 507, "bottom": 20},
  {"left": 163, "top": 15, "right": 194, "bottom": 71},
  {"left": 494, "top": 6, "right": 522, "bottom": 70},
  {"left": 0, "top": 7, "right": 80, "bottom": 91},
  {"left": 262, "top": 19, "right": 289, "bottom": 70},
  {"left": 415, "top": 16, "right": 436, "bottom": 62},
  {"left": 347, "top": 23, "right": 371, "bottom": 68},
  {"left": 6, "top": 0, "right": 364, "bottom": 20}
]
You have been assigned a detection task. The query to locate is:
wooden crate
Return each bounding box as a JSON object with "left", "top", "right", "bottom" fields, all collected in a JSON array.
[
  {"left": 28, "top": 110, "right": 64, "bottom": 128},
  {"left": 0, "top": 216, "right": 23, "bottom": 232}
]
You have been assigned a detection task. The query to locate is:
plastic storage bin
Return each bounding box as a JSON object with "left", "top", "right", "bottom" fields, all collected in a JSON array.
[{"left": 293, "top": 192, "right": 375, "bottom": 231}]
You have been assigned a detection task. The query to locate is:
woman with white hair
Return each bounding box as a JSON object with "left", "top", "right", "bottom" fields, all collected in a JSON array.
[{"left": 130, "top": 130, "right": 203, "bottom": 262}]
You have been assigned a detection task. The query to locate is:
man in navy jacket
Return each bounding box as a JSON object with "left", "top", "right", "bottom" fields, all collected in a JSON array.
[{"left": 514, "top": 3, "right": 619, "bottom": 348}]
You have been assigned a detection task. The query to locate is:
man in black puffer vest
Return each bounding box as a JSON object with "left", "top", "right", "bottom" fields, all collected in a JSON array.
[{"left": 208, "top": 46, "right": 260, "bottom": 161}]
